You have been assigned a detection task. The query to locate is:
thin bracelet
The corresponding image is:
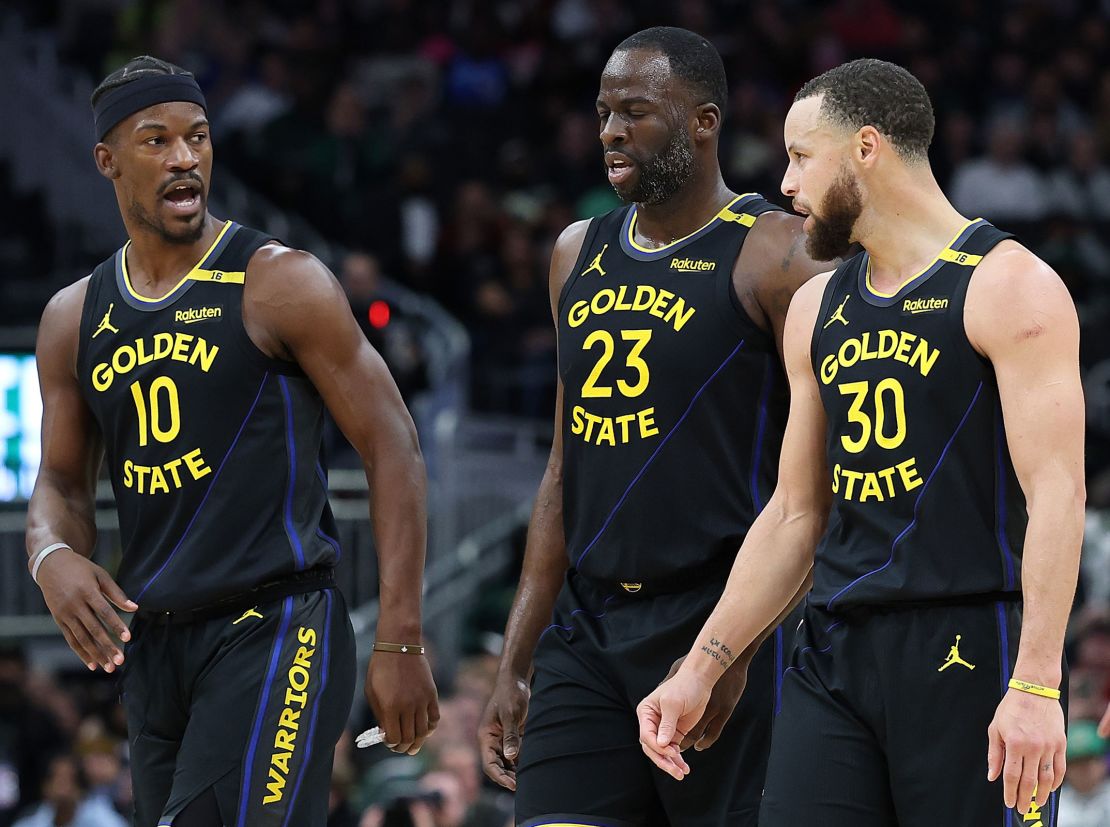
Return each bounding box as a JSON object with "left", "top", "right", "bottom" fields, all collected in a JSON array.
[
  {"left": 1008, "top": 678, "right": 1061, "bottom": 700},
  {"left": 31, "top": 543, "right": 73, "bottom": 585},
  {"left": 372, "top": 641, "right": 425, "bottom": 655}
]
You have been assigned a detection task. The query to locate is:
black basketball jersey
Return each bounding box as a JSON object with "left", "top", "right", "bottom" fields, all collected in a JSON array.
[
  {"left": 809, "top": 219, "right": 1024, "bottom": 610},
  {"left": 76, "top": 220, "right": 340, "bottom": 612},
  {"left": 558, "top": 194, "right": 788, "bottom": 583}
]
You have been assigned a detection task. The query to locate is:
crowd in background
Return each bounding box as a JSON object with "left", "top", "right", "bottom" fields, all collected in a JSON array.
[{"left": 6, "top": 0, "right": 1110, "bottom": 824}]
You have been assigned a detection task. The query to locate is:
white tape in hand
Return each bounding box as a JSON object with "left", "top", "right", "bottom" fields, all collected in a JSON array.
[{"left": 355, "top": 726, "right": 387, "bottom": 748}]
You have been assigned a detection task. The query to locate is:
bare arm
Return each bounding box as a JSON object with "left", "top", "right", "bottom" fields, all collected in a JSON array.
[
  {"left": 967, "top": 243, "right": 1083, "bottom": 811},
  {"left": 637, "top": 272, "right": 834, "bottom": 777},
  {"left": 479, "top": 219, "right": 589, "bottom": 789},
  {"left": 244, "top": 245, "right": 436, "bottom": 754},
  {"left": 26, "top": 279, "right": 135, "bottom": 672}
]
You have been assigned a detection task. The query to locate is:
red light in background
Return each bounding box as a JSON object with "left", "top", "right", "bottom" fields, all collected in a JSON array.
[{"left": 368, "top": 300, "right": 391, "bottom": 329}]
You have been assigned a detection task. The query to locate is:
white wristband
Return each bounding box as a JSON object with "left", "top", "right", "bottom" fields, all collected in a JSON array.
[{"left": 31, "top": 543, "right": 72, "bottom": 585}]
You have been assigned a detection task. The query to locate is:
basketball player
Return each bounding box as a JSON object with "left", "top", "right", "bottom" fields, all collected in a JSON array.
[
  {"left": 477, "top": 28, "right": 829, "bottom": 826},
  {"left": 638, "top": 59, "right": 1082, "bottom": 826},
  {"left": 25, "top": 57, "right": 438, "bottom": 826}
]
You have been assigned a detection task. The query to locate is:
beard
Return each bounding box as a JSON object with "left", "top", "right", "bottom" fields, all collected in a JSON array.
[
  {"left": 616, "top": 128, "right": 696, "bottom": 206},
  {"left": 805, "top": 166, "right": 863, "bottom": 262},
  {"left": 128, "top": 189, "right": 206, "bottom": 246}
]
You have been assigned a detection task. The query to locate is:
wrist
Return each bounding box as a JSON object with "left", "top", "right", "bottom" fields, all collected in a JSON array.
[
  {"left": 374, "top": 615, "right": 423, "bottom": 643},
  {"left": 1012, "top": 661, "right": 1062, "bottom": 691}
]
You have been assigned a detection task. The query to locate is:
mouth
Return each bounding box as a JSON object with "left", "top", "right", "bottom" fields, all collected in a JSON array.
[
  {"left": 161, "top": 181, "right": 203, "bottom": 216},
  {"left": 605, "top": 152, "right": 636, "bottom": 186}
]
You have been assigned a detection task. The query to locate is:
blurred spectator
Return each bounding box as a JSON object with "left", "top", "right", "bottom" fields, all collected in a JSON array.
[
  {"left": 11, "top": 755, "right": 126, "bottom": 827},
  {"left": 0, "top": 647, "right": 65, "bottom": 827},
  {"left": 1047, "top": 131, "right": 1110, "bottom": 222},
  {"left": 950, "top": 118, "right": 1048, "bottom": 223},
  {"left": 1058, "top": 721, "right": 1110, "bottom": 827}
]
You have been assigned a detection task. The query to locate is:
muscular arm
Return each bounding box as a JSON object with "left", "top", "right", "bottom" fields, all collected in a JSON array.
[
  {"left": 26, "top": 279, "right": 135, "bottom": 672},
  {"left": 479, "top": 219, "right": 589, "bottom": 788},
  {"left": 243, "top": 245, "right": 436, "bottom": 753},
  {"left": 27, "top": 281, "right": 100, "bottom": 563},
  {"left": 967, "top": 245, "right": 1084, "bottom": 691},
  {"left": 637, "top": 274, "right": 833, "bottom": 773},
  {"left": 681, "top": 273, "right": 832, "bottom": 683},
  {"left": 967, "top": 244, "right": 1082, "bottom": 809}
]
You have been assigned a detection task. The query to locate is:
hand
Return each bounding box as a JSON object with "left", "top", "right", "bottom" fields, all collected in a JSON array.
[
  {"left": 663, "top": 655, "right": 749, "bottom": 752},
  {"left": 1098, "top": 701, "right": 1110, "bottom": 739},
  {"left": 365, "top": 652, "right": 439, "bottom": 755},
  {"left": 35, "top": 548, "right": 136, "bottom": 673},
  {"left": 986, "top": 688, "right": 1067, "bottom": 813},
  {"left": 636, "top": 668, "right": 714, "bottom": 781},
  {"left": 478, "top": 671, "right": 530, "bottom": 790}
]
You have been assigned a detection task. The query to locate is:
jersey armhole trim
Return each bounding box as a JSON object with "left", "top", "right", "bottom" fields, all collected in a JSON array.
[{"left": 556, "top": 216, "right": 605, "bottom": 315}]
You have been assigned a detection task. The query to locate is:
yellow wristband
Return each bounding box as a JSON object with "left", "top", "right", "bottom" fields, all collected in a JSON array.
[
  {"left": 372, "top": 641, "right": 425, "bottom": 655},
  {"left": 1008, "top": 678, "right": 1061, "bottom": 700}
]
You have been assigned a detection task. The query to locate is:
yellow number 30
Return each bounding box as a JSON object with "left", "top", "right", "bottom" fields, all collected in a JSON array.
[
  {"left": 581, "top": 329, "right": 652, "bottom": 398},
  {"left": 838, "top": 378, "right": 907, "bottom": 453},
  {"left": 130, "top": 377, "right": 182, "bottom": 446}
]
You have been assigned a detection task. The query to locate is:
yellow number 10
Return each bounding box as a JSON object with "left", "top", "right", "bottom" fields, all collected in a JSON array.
[
  {"left": 837, "top": 378, "right": 907, "bottom": 453},
  {"left": 130, "top": 377, "right": 182, "bottom": 446}
]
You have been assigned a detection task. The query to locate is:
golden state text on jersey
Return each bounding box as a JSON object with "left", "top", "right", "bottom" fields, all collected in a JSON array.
[
  {"left": 557, "top": 195, "right": 789, "bottom": 584},
  {"left": 76, "top": 222, "right": 341, "bottom": 611},
  {"left": 809, "top": 219, "right": 1027, "bottom": 610}
]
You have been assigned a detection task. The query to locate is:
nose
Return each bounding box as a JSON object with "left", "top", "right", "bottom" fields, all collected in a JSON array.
[
  {"left": 781, "top": 160, "right": 798, "bottom": 198},
  {"left": 166, "top": 136, "right": 199, "bottom": 172},
  {"left": 600, "top": 112, "right": 626, "bottom": 148}
]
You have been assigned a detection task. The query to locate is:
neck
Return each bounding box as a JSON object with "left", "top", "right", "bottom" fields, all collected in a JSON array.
[
  {"left": 632, "top": 164, "right": 732, "bottom": 246},
  {"left": 123, "top": 212, "right": 223, "bottom": 292},
  {"left": 852, "top": 163, "right": 969, "bottom": 284}
]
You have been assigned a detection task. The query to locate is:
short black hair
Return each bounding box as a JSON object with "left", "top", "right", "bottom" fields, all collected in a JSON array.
[
  {"left": 614, "top": 27, "right": 727, "bottom": 117},
  {"left": 795, "top": 58, "right": 934, "bottom": 163},
  {"left": 91, "top": 55, "right": 194, "bottom": 111}
]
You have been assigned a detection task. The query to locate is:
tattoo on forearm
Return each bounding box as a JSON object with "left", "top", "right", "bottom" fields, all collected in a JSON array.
[{"left": 700, "top": 638, "right": 734, "bottom": 670}]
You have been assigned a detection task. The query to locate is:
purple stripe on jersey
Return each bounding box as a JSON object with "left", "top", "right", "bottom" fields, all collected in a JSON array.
[
  {"left": 280, "top": 589, "right": 333, "bottom": 827},
  {"left": 237, "top": 595, "right": 294, "bottom": 827},
  {"left": 575, "top": 340, "right": 745, "bottom": 569},
  {"left": 539, "top": 595, "right": 617, "bottom": 640},
  {"left": 826, "top": 381, "right": 984, "bottom": 610},
  {"left": 750, "top": 354, "right": 774, "bottom": 514},
  {"left": 995, "top": 410, "right": 1016, "bottom": 590},
  {"left": 137, "top": 372, "right": 270, "bottom": 601},
  {"left": 779, "top": 622, "right": 842, "bottom": 682},
  {"left": 278, "top": 376, "right": 306, "bottom": 570}
]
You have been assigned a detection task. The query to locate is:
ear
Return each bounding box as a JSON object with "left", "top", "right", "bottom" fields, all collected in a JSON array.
[
  {"left": 856, "top": 125, "right": 883, "bottom": 169},
  {"left": 93, "top": 142, "right": 121, "bottom": 180},
  {"left": 693, "top": 103, "right": 721, "bottom": 142}
]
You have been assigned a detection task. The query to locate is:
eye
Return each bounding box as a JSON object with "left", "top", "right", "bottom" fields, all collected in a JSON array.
[
  {"left": 145, "top": 136, "right": 165, "bottom": 146},
  {"left": 190, "top": 132, "right": 208, "bottom": 144}
]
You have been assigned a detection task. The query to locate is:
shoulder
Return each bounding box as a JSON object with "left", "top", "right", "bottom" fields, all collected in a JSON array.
[
  {"left": 548, "top": 218, "right": 593, "bottom": 308},
  {"left": 787, "top": 270, "right": 836, "bottom": 323},
  {"left": 42, "top": 275, "right": 92, "bottom": 325},
  {"left": 38, "top": 275, "right": 92, "bottom": 370},
  {"left": 965, "top": 239, "right": 1077, "bottom": 354}
]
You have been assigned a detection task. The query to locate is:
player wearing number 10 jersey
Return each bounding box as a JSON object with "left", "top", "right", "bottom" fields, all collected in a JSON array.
[
  {"left": 639, "top": 59, "right": 1084, "bottom": 827},
  {"left": 478, "top": 28, "right": 830, "bottom": 826},
  {"left": 26, "top": 56, "right": 437, "bottom": 826}
]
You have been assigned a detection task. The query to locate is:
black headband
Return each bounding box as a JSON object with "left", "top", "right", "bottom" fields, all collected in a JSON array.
[{"left": 93, "top": 74, "right": 207, "bottom": 141}]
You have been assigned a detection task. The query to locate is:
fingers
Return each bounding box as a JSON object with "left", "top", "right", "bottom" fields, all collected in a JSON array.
[
  {"left": 381, "top": 713, "right": 402, "bottom": 753},
  {"left": 1002, "top": 750, "right": 1023, "bottom": 810},
  {"left": 479, "top": 729, "right": 517, "bottom": 791},
  {"left": 82, "top": 603, "right": 125, "bottom": 670},
  {"left": 66, "top": 613, "right": 108, "bottom": 671},
  {"left": 1035, "top": 757, "right": 1054, "bottom": 808},
  {"left": 636, "top": 697, "right": 690, "bottom": 781},
  {"left": 500, "top": 707, "right": 522, "bottom": 762},
  {"left": 1100, "top": 703, "right": 1110, "bottom": 739},
  {"left": 695, "top": 712, "right": 727, "bottom": 751},
  {"left": 986, "top": 724, "right": 1003, "bottom": 782},
  {"left": 406, "top": 705, "right": 430, "bottom": 756},
  {"left": 1052, "top": 746, "right": 1066, "bottom": 794},
  {"left": 95, "top": 568, "right": 138, "bottom": 614},
  {"left": 1015, "top": 753, "right": 1038, "bottom": 815},
  {"left": 393, "top": 710, "right": 416, "bottom": 755},
  {"left": 58, "top": 621, "right": 97, "bottom": 671}
]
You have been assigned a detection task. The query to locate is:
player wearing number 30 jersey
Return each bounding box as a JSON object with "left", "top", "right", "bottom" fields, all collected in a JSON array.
[{"left": 638, "top": 59, "right": 1083, "bottom": 827}]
